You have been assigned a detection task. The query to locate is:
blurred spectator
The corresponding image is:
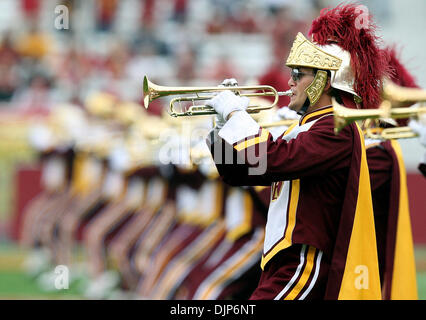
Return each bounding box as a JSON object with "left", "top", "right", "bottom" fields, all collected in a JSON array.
[
  {"left": 173, "top": 0, "right": 188, "bottom": 24},
  {"left": 141, "top": 0, "right": 156, "bottom": 28},
  {"left": 205, "top": 8, "right": 228, "bottom": 34},
  {"left": 0, "top": 33, "right": 20, "bottom": 102},
  {"left": 16, "top": 24, "right": 51, "bottom": 61},
  {"left": 175, "top": 45, "right": 197, "bottom": 84},
  {"left": 268, "top": 6, "right": 306, "bottom": 56},
  {"left": 228, "top": 4, "right": 260, "bottom": 34},
  {"left": 96, "top": 0, "right": 118, "bottom": 32},
  {"left": 12, "top": 73, "right": 56, "bottom": 113},
  {"left": 202, "top": 54, "right": 241, "bottom": 83},
  {"left": 20, "top": 0, "right": 41, "bottom": 26},
  {"left": 53, "top": 44, "right": 96, "bottom": 106}
]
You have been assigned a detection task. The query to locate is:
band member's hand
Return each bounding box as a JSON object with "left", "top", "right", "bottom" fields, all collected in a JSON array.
[
  {"left": 274, "top": 106, "right": 300, "bottom": 121},
  {"left": 214, "top": 78, "right": 240, "bottom": 126},
  {"left": 206, "top": 90, "right": 249, "bottom": 121},
  {"left": 409, "top": 119, "right": 426, "bottom": 147},
  {"left": 219, "top": 78, "right": 238, "bottom": 87}
]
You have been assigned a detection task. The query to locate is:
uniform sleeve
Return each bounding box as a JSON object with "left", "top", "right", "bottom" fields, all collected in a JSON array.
[{"left": 207, "top": 110, "right": 353, "bottom": 186}]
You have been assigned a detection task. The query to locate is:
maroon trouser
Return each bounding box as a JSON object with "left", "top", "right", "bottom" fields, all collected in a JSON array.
[{"left": 250, "top": 244, "right": 329, "bottom": 300}]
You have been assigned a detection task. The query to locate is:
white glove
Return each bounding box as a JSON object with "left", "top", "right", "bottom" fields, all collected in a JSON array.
[
  {"left": 210, "top": 78, "right": 244, "bottom": 126},
  {"left": 214, "top": 114, "right": 226, "bottom": 129},
  {"left": 206, "top": 90, "right": 249, "bottom": 121},
  {"left": 213, "top": 78, "right": 239, "bottom": 128},
  {"left": 409, "top": 119, "right": 426, "bottom": 147},
  {"left": 275, "top": 106, "right": 300, "bottom": 120},
  {"left": 220, "top": 78, "right": 238, "bottom": 87}
]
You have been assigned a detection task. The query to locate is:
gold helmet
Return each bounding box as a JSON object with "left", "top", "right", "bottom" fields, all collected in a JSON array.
[
  {"left": 286, "top": 32, "right": 359, "bottom": 106},
  {"left": 286, "top": 4, "right": 389, "bottom": 110}
]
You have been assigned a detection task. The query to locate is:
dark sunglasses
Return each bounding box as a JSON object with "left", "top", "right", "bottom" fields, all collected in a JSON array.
[{"left": 290, "top": 68, "right": 315, "bottom": 82}]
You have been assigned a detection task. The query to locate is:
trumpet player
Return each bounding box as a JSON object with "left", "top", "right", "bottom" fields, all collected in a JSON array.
[
  {"left": 205, "top": 4, "right": 388, "bottom": 300},
  {"left": 364, "top": 46, "right": 420, "bottom": 300}
]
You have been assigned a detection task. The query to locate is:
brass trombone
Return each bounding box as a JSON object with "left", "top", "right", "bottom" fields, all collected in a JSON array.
[{"left": 143, "top": 76, "right": 292, "bottom": 117}]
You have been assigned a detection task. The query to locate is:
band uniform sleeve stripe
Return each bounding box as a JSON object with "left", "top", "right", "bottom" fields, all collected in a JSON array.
[
  {"left": 234, "top": 128, "right": 270, "bottom": 152},
  {"left": 300, "top": 107, "right": 333, "bottom": 125}
]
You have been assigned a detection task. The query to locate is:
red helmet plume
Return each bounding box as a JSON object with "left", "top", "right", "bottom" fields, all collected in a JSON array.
[
  {"left": 384, "top": 46, "right": 419, "bottom": 89},
  {"left": 308, "top": 3, "right": 390, "bottom": 109}
]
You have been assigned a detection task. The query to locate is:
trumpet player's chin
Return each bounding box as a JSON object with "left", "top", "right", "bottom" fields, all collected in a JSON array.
[{"left": 288, "top": 90, "right": 307, "bottom": 112}]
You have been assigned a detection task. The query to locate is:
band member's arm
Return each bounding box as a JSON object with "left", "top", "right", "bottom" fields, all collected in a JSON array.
[{"left": 207, "top": 110, "right": 353, "bottom": 186}]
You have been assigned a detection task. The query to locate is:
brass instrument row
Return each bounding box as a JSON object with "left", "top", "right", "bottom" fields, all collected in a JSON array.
[{"left": 143, "top": 76, "right": 426, "bottom": 140}]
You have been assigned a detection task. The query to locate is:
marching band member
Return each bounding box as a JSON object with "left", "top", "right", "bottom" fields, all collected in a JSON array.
[
  {"left": 172, "top": 184, "right": 267, "bottom": 300},
  {"left": 81, "top": 104, "right": 157, "bottom": 298},
  {"left": 54, "top": 95, "right": 125, "bottom": 271},
  {"left": 107, "top": 166, "right": 161, "bottom": 291},
  {"left": 205, "top": 4, "right": 388, "bottom": 300},
  {"left": 108, "top": 112, "right": 180, "bottom": 292},
  {"left": 165, "top": 139, "right": 267, "bottom": 300},
  {"left": 365, "top": 46, "right": 420, "bottom": 299},
  {"left": 20, "top": 116, "right": 75, "bottom": 276},
  {"left": 135, "top": 128, "right": 225, "bottom": 299}
]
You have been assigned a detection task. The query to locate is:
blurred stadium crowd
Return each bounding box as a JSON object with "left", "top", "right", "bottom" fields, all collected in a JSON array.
[{"left": 0, "top": 0, "right": 326, "bottom": 114}]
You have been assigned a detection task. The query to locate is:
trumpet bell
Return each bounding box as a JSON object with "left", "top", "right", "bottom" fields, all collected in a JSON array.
[
  {"left": 332, "top": 98, "right": 386, "bottom": 134},
  {"left": 143, "top": 76, "right": 168, "bottom": 109},
  {"left": 382, "top": 79, "right": 426, "bottom": 106},
  {"left": 333, "top": 97, "right": 426, "bottom": 135}
]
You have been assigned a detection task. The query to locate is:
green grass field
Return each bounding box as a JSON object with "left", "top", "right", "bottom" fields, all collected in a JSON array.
[{"left": 0, "top": 242, "right": 425, "bottom": 300}]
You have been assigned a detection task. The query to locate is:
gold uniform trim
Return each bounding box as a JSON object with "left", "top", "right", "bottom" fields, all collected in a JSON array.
[
  {"left": 389, "top": 140, "right": 418, "bottom": 299},
  {"left": 300, "top": 106, "right": 334, "bottom": 125},
  {"left": 261, "top": 179, "right": 300, "bottom": 270},
  {"left": 286, "top": 32, "right": 342, "bottom": 71},
  {"left": 337, "top": 123, "right": 382, "bottom": 300},
  {"left": 234, "top": 128, "right": 270, "bottom": 152}
]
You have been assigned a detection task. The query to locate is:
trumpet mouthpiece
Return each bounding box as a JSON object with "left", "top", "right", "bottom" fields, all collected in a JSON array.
[{"left": 278, "top": 90, "right": 293, "bottom": 97}]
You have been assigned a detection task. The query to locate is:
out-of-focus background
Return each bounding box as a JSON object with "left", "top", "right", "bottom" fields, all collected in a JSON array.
[{"left": 0, "top": 0, "right": 425, "bottom": 299}]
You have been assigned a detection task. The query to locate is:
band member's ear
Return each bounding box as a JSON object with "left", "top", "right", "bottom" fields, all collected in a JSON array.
[{"left": 324, "top": 77, "right": 332, "bottom": 93}]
